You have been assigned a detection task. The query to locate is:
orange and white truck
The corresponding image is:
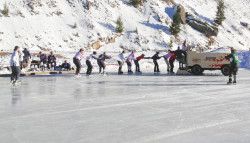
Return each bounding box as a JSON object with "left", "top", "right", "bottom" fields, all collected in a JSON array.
[{"left": 185, "top": 51, "right": 230, "bottom": 75}]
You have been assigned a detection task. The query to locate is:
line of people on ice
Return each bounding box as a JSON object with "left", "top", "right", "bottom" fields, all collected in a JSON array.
[
  {"left": 72, "top": 48, "right": 186, "bottom": 77},
  {"left": 9, "top": 45, "right": 239, "bottom": 85}
]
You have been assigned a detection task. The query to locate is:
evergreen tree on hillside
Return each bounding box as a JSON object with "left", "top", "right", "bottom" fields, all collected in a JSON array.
[
  {"left": 215, "top": 0, "right": 226, "bottom": 25},
  {"left": 170, "top": 11, "right": 181, "bottom": 35},
  {"left": 1, "top": 2, "right": 9, "bottom": 17},
  {"left": 116, "top": 17, "right": 124, "bottom": 33},
  {"left": 130, "top": 0, "right": 142, "bottom": 7}
]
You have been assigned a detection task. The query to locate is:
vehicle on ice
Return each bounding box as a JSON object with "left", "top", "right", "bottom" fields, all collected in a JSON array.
[{"left": 184, "top": 51, "right": 231, "bottom": 75}]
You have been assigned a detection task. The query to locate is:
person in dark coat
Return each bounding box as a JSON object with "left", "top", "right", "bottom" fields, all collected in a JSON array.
[
  {"left": 152, "top": 52, "right": 161, "bottom": 72},
  {"left": 47, "top": 51, "right": 57, "bottom": 70},
  {"left": 23, "top": 48, "right": 31, "bottom": 63},
  {"left": 225, "top": 48, "right": 239, "bottom": 84},
  {"left": 97, "top": 52, "right": 111, "bottom": 74},
  {"left": 61, "top": 60, "right": 71, "bottom": 71},
  {"left": 173, "top": 46, "right": 186, "bottom": 70}
]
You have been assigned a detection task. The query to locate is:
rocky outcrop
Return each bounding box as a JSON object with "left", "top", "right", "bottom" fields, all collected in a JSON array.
[{"left": 186, "top": 13, "right": 218, "bottom": 37}]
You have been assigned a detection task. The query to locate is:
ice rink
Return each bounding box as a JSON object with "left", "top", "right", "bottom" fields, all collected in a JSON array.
[{"left": 0, "top": 69, "right": 250, "bottom": 143}]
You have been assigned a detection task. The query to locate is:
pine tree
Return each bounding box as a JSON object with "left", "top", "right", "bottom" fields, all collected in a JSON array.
[
  {"left": 215, "top": 0, "right": 226, "bottom": 25},
  {"left": 130, "top": 0, "right": 142, "bottom": 7},
  {"left": 116, "top": 17, "right": 124, "bottom": 33},
  {"left": 1, "top": 2, "right": 9, "bottom": 17},
  {"left": 170, "top": 11, "right": 181, "bottom": 35}
]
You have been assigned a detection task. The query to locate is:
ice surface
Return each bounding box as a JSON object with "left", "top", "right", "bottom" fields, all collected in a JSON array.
[{"left": 0, "top": 69, "right": 250, "bottom": 143}]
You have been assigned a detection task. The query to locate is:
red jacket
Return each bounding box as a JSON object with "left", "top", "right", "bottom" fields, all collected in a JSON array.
[
  {"left": 169, "top": 54, "right": 176, "bottom": 61},
  {"left": 136, "top": 55, "right": 145, "bottom": 61}
]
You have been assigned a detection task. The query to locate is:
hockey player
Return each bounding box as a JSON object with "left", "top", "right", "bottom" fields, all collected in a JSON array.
[
  {"left": 47, "top": 51, "right": 57, "bottom": 70},
  {"left": 163, "top": 50, "right": 173, "bottom": 72},
  {"left": 10, "top": 46, "right": 21, "bottom": 84},
  {"left": 117, "top": 51, "right": 126, "bottom": 74},
  {"left": 134, "top": 54, "right": 145, "bottom": 73},
  {"left": 97, "top": 52, "right": 111, "bottom": 74},
  {"left": 73, "top": 48, "right": 84, "bottom": 76},
  {"left": 86, "top": 51, "right": 97, "bottom": 75},
  {"left": 225, "top": 48, "right": 239, "bottom": 84},
  {"left": 152, "top": 51, "right": 161, "bottom": 73},
  {"left": 126, "top": 51, "right": 136, "bottom": 73}
]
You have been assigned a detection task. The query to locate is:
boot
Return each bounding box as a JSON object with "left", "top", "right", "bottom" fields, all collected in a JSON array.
[
  {"left": 227, "top": 78, "right": 232, "bottom": 85},
  {"left": 233, "top": 75, "right": 237, "bottom": 84}
]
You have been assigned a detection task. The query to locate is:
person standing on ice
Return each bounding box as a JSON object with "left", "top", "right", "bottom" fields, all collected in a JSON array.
[
  {"left": 126, "top": 51, "right": 136, "bottom": 73},
  {"left": 97, "top": 52, "right": 111, "bottom": 75},
  {"left": 163, "top": 50, "right": 173, "bottom": 72},
  {"left": 117, "top": 51, "right": 126, "bottom": 74},
  {"left": 10, "top": 46, "right": 21, "bottom": 84},
  {"left": 173, "top": 46, "right": 186, "bottom": 70},
  {"left": 169, "top": 53, "right": 176, "bottom": 73},
  {"left": 182, "top": 40, "right": 188, "bottom": 51},
  {"left": 225, "top": 48, "right": 239, "bottom": 84},
  {"left": 152, "top": 51, "right": 161, "bottom": 73},
  {"left": 47, "top": 51, "right": 57, "bottom": 70},
  {"left": 86, "top": 51, "right": 97, "bottom": 75},
  {"left": 134, "top": 54, "right": 145, "bottom": 73},
  {"left": 73, "top": 48, "right": 84, "bottom": 77},
  {"left": 23, "top": 48, "right": 31, "bottom": 64}
]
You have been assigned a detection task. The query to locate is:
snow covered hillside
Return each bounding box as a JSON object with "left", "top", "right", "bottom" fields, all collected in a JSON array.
[{"left": 0, "top": 0, "right": 249, "bottom": 53}]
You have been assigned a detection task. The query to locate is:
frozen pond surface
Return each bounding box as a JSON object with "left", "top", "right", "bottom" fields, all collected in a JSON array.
[{"left": 0, "top": 69, "right": 250, "bottom": 143}]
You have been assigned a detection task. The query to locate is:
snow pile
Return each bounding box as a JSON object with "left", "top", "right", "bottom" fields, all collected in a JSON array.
[
  {"left": 238, "top": 51, "right": 250, "bottom": 69},
  {"left": 0, "top": 0, "right": 249, "bottom": 53}
]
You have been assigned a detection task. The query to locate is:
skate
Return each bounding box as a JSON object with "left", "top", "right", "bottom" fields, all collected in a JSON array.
[
  {"left": 10, "top": 80, "right": 15, "bottom": 85},
  {"left": 118, "top": 71, "right": 123, "bottom": 74},
  {"left": 227, "top": 81, "right": 232, "bottom": 85},
  {"left": 233, "top": 81, "right": 237, "bottom": 85}
]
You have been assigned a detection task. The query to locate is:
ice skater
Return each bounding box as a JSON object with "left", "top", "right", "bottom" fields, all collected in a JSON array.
[
  {"left": 126, "top": 51, "right": 136, "bottom": 73},
  {"left": 97, "top": 52, "right": 111, "bottom": 75},
  {"left": 73, "top": 48, "right": 84, "bottom": 77},
  {"left": 134, "top": 54, "right": 145, "bottom": 73},
  {"left": 86, "top": 51, "right": 97, "bottom": 75},
  {"left": 117, "top": 51, "right": 126, "bottom": 74},
  {"left": 173, "top": 46, "right": 186, "bottom": 70},
  {"left": 152, "top": 51, "right": 161, "bottom": 73},
  {"left": 18, "top": 50, "right": 24, "bottom": 70},
  {"left": 225, "top": 48, "right": 239, "bottom": 84},
  {"left": 10, "top": 46, "right": 21, "bottom": 84},
  {"left": 169, "top": 53, "right": 176, "bottom": 73},
  {"left": 163, "top": 50, "right": 173, "bottom": 72}
]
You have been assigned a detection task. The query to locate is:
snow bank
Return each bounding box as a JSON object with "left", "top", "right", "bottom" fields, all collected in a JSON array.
[{"left": 238, "top": 51, "right": 250, "bottom": 69}]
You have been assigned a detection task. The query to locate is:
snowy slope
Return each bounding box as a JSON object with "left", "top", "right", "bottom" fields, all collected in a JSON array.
[{"left": 0, "top": 0, "right": 249, "bottom": 53}]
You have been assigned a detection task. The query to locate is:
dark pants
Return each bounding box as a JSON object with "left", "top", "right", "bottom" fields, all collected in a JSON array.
[
  {"left": 24, "top": 57, "right": 30, "bottom": 63},
  {"left": 98, "top": 60, "right": 105, "bottom": 73},
  {"left": 86, "top": 60, "right": 93, "bottom": 75},
  {"left": 153, "top": 60, "right": 159, "bottom": 72},
  {"left": 11, "top": 66, "right": 20, "bottom": 81},
  {"left": 169, "top": 60, "right": 174, "bottom": 72},
  {"left": 229, "top": 65, "right": 238, "bottom": 82},
  {"left": 73, "top": 58, "right": 81, "bottom": 75},
  {"left": 134, "top": 60, "right": 140, "bottom": 72},
  {"left": 118, "top": 61, "right": 123, "bottom": 73},
  {"left": 47, "top": 61, "right": 56, "bottom": 70},
  {"left": 126, "top": 61, "right": 132, "bottom": 72}
]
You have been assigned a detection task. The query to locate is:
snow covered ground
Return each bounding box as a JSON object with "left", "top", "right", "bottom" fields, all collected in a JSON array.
[{"left": 0, "top": 69, "right": 250, "bottom": 143}]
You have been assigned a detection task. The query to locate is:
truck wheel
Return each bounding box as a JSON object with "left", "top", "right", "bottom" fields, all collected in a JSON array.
[
  {"left": 192, "top": 65, "right": 203, "bottom": 75},
  {"left": 221, "top": 65, "right": 230, "bottom": 76}
]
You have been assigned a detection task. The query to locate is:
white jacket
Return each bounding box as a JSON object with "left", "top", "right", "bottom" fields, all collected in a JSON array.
[
  {"left": 126, "top": 54, "right": 135, "bottom": 62},
  {"left": 74, "top": 52, "right": 85, "bottom": 61},
  {"left": 19, "top": 51, "right": 24, "bottom": 62},
  {"left": 10, "top": 51, "right": 20, "bottom": 66}
]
